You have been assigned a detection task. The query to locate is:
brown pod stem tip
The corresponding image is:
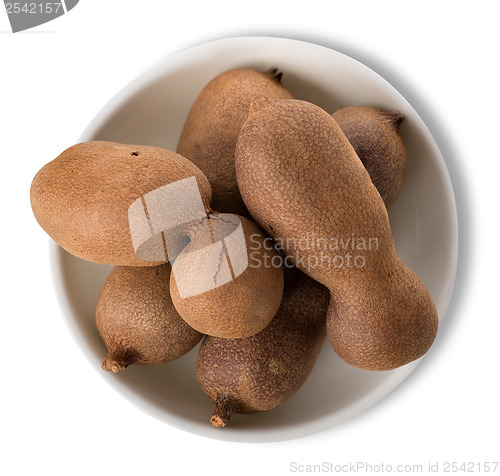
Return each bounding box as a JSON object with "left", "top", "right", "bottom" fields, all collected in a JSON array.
[
  {"left": 102, "top": 349, "right": 136, "bottom": 373},
  {"left": 210, "top": 396, "right": 239, "bottom": 428},
  {"left": 381, "top": 110, "right": 405, "bottom": 132},
  {"left": 266, "top": 67, "right": 284, "bottom": 82}
]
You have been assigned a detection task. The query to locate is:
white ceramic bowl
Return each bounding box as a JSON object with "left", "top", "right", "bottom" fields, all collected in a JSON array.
[{"left": 50, "top": 36, "right": 458, "bottom": 442}]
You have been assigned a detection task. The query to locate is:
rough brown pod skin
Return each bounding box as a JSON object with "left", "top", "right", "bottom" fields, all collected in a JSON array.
[
  {"left": 332, "top": 106, "right": 408, "bottom": 209},
  {"left": 196, "top": 266, "right": 329, "bottom": 427},
  {"left": 177, "top": 68, "right": 293, "bottom": 216},
  {"left": 169, "top": 214, "right": 284, "bottom": 338},
  {"left": 235, "top": 99, "right": 438, "bottom": 371},
  {"left": 96, "top": 264, "right": 203, "bottom": 372},
  {"left": 30, "top": 141, "right": 212, "bottom": 266}
]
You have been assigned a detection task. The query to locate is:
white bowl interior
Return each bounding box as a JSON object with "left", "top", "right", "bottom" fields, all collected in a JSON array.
[{"left": 50, "top": 37, "right": 458, "bottom": 442}]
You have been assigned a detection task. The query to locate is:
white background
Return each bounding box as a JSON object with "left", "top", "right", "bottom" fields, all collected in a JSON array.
[{"left": 1, "top": 1, "right": 499, "bottom": 475}]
